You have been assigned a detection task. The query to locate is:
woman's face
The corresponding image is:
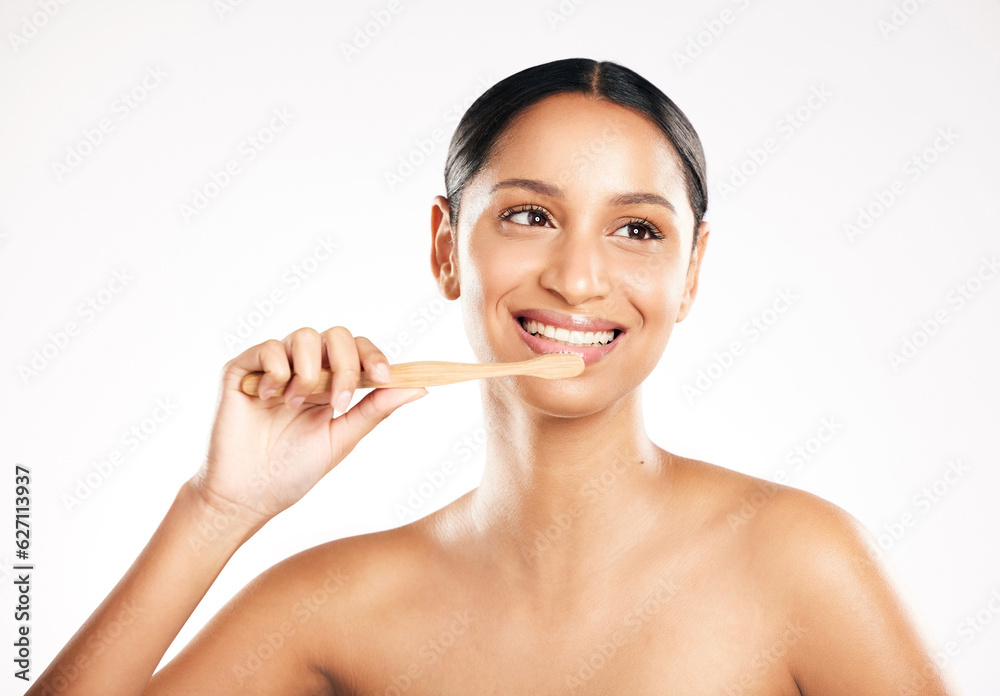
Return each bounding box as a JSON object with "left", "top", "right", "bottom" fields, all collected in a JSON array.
[{"left": 431, "top": 92, "right": 709, "bottom": 415}]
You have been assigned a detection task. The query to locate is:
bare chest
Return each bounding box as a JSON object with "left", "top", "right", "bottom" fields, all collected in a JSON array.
[{"left": 338, "top": 571, "right": 804, "bottom": 695}]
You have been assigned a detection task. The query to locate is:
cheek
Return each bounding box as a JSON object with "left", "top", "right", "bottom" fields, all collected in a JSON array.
[
  {"left": 612, "top": 255, "right": 682, "bottom": 321},
  {"left": 458, "top": 231, "right": 528, "bottom": 358},
  {"left": 463, "top": 230, "right": 540, "bottom": 299},
  {"left": 458, "top": 260, "right": 492, "bottom": 360},
  {"left": 458, "top": 241, "right": 488, "bottom": 321}
]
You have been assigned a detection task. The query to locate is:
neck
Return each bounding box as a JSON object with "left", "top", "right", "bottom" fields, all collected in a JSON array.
[{"left": 467, "top": 380, "right": 675, "bottom": 583}]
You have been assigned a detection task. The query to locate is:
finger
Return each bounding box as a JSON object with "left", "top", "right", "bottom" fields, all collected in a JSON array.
[
  {"left": 225, "top": 339, "right": 291, "bottom": 400},
  {"left": 354, "top": 336, "right": 391, "bottom": 385},
  {"left": 255, "top": 340, "right": 293, "bottom": 401},
  {"left": 281, "top": 327, "right": 323, "bottom": 409},
  {"left": 327, "top": 386, "right": 428, "bottom": 465},
  {"left": 322, "top": 326, "right": 360, "bottom": 415}
]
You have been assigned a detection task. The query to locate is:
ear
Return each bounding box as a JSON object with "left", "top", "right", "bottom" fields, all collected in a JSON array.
[
  {"left": 676, "top": 221, "right": 710, "bottom": 323},
  {"left": 430, "top": 195, "right": 460, "bottom": 300}
]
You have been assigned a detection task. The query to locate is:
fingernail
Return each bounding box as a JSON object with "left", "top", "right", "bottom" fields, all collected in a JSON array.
[
  {"left": 375, "top": 363, "right": 390, "bottom": 383},
  {"left": 289, "top": 395, "right": 304, "bottom": 409},
  {"left": 404, "top": 389, "right": 428, "bottom": 404},
  {"left": 335, "top": 390, "right": 351, "bottom": 412}
]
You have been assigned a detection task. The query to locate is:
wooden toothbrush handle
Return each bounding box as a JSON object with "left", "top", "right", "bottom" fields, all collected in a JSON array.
[{"left": 239, "top": 358, "right": 551, "bottom": 396}]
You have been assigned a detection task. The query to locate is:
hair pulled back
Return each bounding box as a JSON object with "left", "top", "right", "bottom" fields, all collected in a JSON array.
[{"left": 443, "top": 57, "right": 708, "bottom": 250}]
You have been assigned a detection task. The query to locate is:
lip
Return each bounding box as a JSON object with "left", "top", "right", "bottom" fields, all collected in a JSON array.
[
  {"left": 512, "top": 313, "right": 625, "bottom": 367},
  {"left": 516, "top": 308, "right": 625, "bottom": 333}
]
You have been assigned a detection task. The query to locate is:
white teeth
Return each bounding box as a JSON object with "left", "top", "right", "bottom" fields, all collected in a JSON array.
[{"left": 520, "top": 318, "right": 616, "bottom": 346}]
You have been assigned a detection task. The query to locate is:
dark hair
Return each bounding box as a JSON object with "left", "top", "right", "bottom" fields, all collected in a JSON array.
[{"left": 443, "top": 57, "right": 708, "bottom": 251}]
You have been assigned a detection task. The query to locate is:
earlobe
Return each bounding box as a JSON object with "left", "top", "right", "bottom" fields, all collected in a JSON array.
[
  {"left": 676, "top": 221, "right": 710, "bottom": 323},
  {"left": 430, "top": 195, "right": 460, "bottom": 300}
]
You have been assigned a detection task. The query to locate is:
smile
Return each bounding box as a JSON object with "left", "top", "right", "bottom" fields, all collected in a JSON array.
[
  {"left": 519, "top": 318, "right": 616, "bottom": 346},
  {"left": 513, "top": 314, "right": 625, "bottom": 367}
]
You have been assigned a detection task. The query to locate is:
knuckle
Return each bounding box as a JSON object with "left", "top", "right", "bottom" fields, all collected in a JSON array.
[
  {"left": 290, "top": 375, "right": 318, "bottom": 393},
  {"left": 221, "top": 361, "right": 239, "bottom": 382},
  {"left": 354, "top": 397, "right": 381, "bottom": 421},
  {"left": 355, "top": 335, "right": 386, "bottom": 359},
  {"left": 291, "top": 326, "right": 321, "bottom": 344},
  {"left": 270, "top": 367, "right": 292, "bottom": 384},
  {"left": 335, "top": 366, "right": 361, "bottom": 383},
  {"left": 261, "top": 338, "right": 286, "bottom": 355},
  {"left": 323, "top": 325, "right": 353, "bottom": 341}
]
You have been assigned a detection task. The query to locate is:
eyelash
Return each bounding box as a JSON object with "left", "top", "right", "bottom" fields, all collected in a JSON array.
[{"left": 497, "top": 203, "right": 666, "bottom": 241}]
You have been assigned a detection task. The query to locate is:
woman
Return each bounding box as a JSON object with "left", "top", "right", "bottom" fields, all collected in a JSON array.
[{"left": 30, "top": 58, "right": 958, "bottom": 695}]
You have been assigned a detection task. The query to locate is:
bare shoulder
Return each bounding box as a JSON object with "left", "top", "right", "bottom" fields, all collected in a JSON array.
[
  {"left": 148, "top": 520, "right": 442, "bottom": 695},
  {"left": 673, "top": 455, "right": 960, "bottom": 695},
  {"left": 674, "top": 453, "right": 912, "bottom": 614},
  {"left": 260, "top": 517, "right": 449, "bottom": 665},
  {"left": 671, "top": 453, "right": 870, "bottom": 549}
]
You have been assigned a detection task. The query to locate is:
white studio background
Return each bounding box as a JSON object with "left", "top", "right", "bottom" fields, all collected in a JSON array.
[{"left": 1, "top": 0, "right": 998, "bottom": 692}]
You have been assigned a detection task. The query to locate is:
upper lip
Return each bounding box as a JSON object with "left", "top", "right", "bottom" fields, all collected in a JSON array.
[{"left": 515, "top": 309, "right": 625, "bottom": 333}]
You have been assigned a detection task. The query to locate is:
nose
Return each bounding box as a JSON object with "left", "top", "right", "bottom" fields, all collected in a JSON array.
[{"left": 537, "top": 227, "right": 613, "bottom": 306}]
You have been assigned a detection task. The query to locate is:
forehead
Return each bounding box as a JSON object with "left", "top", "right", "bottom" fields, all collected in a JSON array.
[{"left": 481, "top": 92, "right": 689, "bottom": 210}]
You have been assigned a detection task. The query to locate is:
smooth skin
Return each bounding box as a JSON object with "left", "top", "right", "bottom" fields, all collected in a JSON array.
[{"left": 28, "top": 93, "right": 961, "bottom": 695}]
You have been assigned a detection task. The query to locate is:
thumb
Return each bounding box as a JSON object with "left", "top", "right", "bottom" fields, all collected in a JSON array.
[
  {"left": 369, "top": 387, "right": 429, "bottom": 414},
  {"left": 329, "top": 387, "right": 428, "bottom": 451}
]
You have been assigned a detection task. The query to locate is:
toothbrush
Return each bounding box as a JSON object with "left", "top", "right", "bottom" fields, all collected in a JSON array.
[{"left": 239, "top": 352, "right": 586, "bottom": 397}]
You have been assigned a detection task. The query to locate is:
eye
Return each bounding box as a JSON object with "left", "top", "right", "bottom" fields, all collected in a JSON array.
[
  {"left": 498, "top": 204, "right": 553, "bottom": 227},
  {"left": 612, "top": 218, "right": 665, "bottom": 241}
]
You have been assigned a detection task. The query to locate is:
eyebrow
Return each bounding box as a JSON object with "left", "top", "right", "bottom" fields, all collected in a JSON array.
[{"left": 489, "top": 178, "right": 677, "bottom": 215}]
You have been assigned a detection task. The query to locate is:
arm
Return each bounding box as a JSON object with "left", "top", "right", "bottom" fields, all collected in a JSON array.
[
  {"left": 144, "top": 536, "right": 354, "bottom": 695},
  {"left": 28, "top": 327, "right": 427, "bottom": 695},
  {"left": 775, "top": 491, "right": 964, "bottom": 695},
  {"left": 26, "top": 481, "right": 261, "bottom": 696}
]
